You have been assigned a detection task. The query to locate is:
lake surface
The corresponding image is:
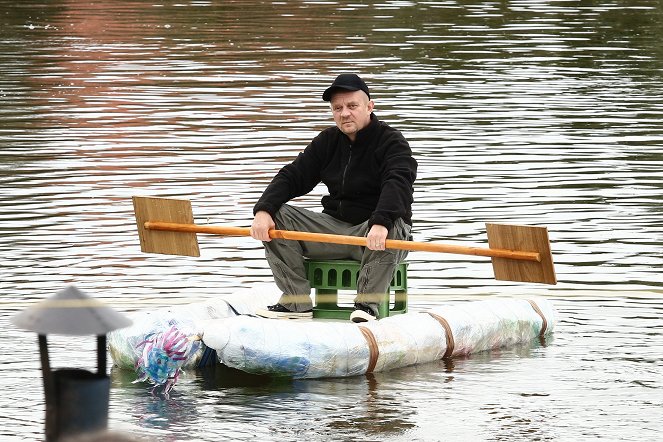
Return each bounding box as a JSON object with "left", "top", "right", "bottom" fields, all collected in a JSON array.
[{"left": 1, "top": 0, "right": 661, "bottom": 440}]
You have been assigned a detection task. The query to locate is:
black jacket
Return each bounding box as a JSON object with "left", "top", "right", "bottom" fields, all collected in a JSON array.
[{"left": 254, "top": 114, "right": 417, "bottom": 230}]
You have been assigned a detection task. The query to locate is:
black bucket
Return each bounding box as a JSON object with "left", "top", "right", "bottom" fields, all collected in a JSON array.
[{"left": 52, "top": 369, "right": 110, "bottom": 438}]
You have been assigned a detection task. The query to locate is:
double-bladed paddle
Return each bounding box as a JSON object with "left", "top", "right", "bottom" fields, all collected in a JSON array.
[{"left": 132, "top": 196, "right": 556, "bottom": 285}]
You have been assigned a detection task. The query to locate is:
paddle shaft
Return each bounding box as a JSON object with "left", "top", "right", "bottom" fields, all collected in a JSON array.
[{"left": 144, "top": 221, "right": 541, "bottom": 262}]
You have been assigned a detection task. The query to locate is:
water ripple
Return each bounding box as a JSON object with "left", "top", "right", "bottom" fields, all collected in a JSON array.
[{"left": 1, "top": 0, "right": 662, "bottom": 440}]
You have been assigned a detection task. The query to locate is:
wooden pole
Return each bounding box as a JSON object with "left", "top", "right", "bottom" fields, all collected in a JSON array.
[{"left": 144, "top": 221, "right": 541, "bottom": 262}]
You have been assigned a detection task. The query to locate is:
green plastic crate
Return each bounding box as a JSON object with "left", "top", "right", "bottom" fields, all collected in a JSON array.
[{"left": 304, "top": 259, "right": 408, "bottom": 319}]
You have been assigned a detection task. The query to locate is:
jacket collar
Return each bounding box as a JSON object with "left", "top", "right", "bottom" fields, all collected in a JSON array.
[{"left": 345, "top": 113, "right": 377, "bottom": 145}]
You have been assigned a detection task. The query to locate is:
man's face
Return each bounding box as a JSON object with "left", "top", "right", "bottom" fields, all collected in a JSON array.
[{"left": 330, "top": 90, "right": 374, "bottom": 140}]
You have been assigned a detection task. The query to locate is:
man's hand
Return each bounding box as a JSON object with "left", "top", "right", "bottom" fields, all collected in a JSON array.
[
  {"left": 250, "top": 211, "right": 275, "bottom": 242},
  {"left": 366, "top": 224, "right": 388, "bottom": 251}
]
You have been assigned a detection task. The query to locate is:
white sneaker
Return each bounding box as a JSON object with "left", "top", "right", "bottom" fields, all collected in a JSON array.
[
  {"left": 255, "top": 303, "right": 313, "bottom": 319},
  {"left": 350, "top": 304, "right": 377, "bottom": 323}
]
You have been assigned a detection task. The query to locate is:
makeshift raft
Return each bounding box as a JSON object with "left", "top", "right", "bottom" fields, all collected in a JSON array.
[{"left": 108, "top": 285, "right": 556, "bottom": 385}]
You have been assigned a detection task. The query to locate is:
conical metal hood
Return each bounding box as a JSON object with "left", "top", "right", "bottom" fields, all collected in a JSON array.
[{"left": 12, "top": 285, "right": 132, "bottom": 335}]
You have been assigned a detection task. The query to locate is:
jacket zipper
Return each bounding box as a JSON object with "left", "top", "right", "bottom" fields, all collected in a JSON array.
[{"left": 339, "top": 145, "right": 352, "bottom": 217}]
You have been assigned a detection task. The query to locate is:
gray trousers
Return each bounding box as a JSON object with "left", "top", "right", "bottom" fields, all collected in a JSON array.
[{"left": 263, "top": 204, "right": 411, "bottom": 312}]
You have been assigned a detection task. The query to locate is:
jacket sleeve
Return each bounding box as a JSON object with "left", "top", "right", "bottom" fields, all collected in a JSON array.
[
  {"left": 253, "top": 134, "right": 327, "bottom": 217},
  {"left": 368, "top": 129, "right": 417, "bottom": 230}
]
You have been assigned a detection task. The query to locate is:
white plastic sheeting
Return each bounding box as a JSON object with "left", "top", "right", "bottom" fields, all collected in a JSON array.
[
  {"left": 201, "top": 297, "right": 556, "bottom": 378},
  {"left": 108, "top": 287, "right": 556, "bottom": 380},
  {"left": 108, "top": 285, "right": 280, "bottom": 370},
  {"left": 201, "top": 317, "right": 372, "bottom": 378}
]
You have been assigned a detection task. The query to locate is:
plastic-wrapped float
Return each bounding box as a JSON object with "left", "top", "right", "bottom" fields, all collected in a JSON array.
[
  {"left": 108, "top": 285, "right": 555, "bottom": 387},
  {"left": 201, "top": 297, "right": 554, "bottom": 378}
]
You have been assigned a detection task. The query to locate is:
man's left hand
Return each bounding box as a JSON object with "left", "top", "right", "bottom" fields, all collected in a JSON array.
[{"left": 366, "top": 224, "right": 388, "bottom": 251}]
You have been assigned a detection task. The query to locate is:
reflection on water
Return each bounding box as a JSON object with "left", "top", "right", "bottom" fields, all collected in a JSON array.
[{"left": 1, "top": 0, "right": 662, "bottom": 440}]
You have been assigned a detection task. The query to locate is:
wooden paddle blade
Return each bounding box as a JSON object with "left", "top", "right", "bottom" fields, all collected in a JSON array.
[
  {"left": 486, "top": 223, "right": 557, "bottom": 285},
  {"left": 133, "top": 196, "right": 200, "bottom": 257}
]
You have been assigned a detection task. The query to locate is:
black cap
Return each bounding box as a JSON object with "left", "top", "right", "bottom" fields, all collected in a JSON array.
[{"left": 322, "top": 74, "right": 370, "bottom": 101}]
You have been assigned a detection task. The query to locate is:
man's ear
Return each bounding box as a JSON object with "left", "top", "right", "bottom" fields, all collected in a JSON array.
[{"left": 367, "top": 99, "right": 375, "bottom": 112}]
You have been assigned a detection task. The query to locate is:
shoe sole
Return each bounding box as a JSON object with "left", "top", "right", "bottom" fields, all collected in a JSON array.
[
  {"left": 255, "top": 309, "right": 313, "bottom": 320},
  {"left": 350, "top": 310, "right": 377, "bottom": 323}
]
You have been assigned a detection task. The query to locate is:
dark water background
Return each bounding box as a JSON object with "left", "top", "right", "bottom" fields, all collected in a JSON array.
[{"left": 1, "top": 1, "right": 661, "bottom": 440}]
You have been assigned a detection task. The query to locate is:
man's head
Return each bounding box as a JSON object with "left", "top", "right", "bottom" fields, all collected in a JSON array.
[{"left": 323, "top": 74, "right": 374, "bottom": 141}]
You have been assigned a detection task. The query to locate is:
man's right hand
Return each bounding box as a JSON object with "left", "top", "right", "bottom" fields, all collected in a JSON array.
[{"left": 250, "top": 211, "right": 275, "bottom": 242}]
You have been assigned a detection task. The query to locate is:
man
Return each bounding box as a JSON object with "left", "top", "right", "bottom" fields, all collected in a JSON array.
[{"left": 250, "top": 73, "right": 417, "bottom": 322}]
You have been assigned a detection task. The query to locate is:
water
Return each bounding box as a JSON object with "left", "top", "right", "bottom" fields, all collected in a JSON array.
[{"left": 1, "top": 0, "right": 662, "bottom": 440}]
